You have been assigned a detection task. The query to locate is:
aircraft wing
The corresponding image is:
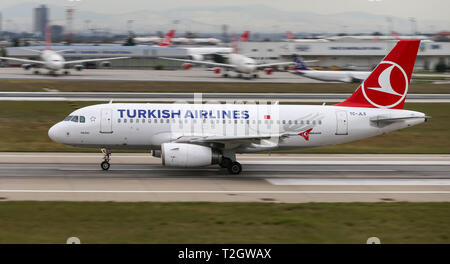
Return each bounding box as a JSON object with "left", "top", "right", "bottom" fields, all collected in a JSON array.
[
  {"left": 174, "top": 132, "right": 299, "bottom": 144},
  {"left": 0, "top": 57, "right": 45, "bottom": 64},
  {"left": 63, "top": 57, "right": 130, "bottom": 65},
  {"left": 159, "top": 57, "right": 236, "bottom": 69},
  {"left": 255, "top": 61, "right": 295, "bottom": 69}
]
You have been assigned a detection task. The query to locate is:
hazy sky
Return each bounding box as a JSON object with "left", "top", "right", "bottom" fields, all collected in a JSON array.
[{"left": 1, "top": 0, "right": 449, "bottom": 21}]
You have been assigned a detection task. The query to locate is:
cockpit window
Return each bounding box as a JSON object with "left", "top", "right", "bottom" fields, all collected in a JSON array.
[
  {"left": 64, "top": 115, "right": 73, "bottom": 121},
  {"left": 80, "top": 116, "right": 85, "bottom": 123},
  {"left": 71, "top": 116, "right": 79, "bottom": 122}
]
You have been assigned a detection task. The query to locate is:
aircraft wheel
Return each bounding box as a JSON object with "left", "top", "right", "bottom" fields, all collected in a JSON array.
[
  {"left": 101, "top": 161, "right": 110, "bottom": 171},
  {"left": 219, "top": 157, "right": 232, "bottom": 168},
  {"left": 227, "top": 161, "right": 242, "bottom": 175},
  {"left": 222, "top": 73, "right": 229, "bottom": 78},
  {"left": 33, "top": 70, "right": 40, "bottom": 75}
]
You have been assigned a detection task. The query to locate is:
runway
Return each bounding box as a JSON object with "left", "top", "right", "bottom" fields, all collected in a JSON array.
[
  {"left": 0, "top": 68, "right": 323, "bottom": 83},
  {"left": 0, "top": 153, "right": 449, "bottom": 203},
  {"left": 1, "top": 92, "right": 449, "bottom": 103}
]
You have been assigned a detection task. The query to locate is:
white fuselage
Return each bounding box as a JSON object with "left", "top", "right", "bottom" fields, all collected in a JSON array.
[
  {"left": 40, "top": 50, "right": 65, "bottom": 71},
  {"left": 226, "top": 54, "right": 258, "bottom": 74},
  {"left": 292, "top": 69, "right": 370, "bottom": 83},
  {"left": 48, "top": 103, "right": 425, "bottom": 153}
]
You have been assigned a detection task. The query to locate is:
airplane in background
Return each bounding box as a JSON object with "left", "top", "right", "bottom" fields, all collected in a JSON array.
[
  {"left": 0, "top": 27, "right": 130, "bottom": 76},
  {"left": 285, "top": 31, "right": 329, "bottom": 42},
  {"left": 180, "top": 31, "right": 249, "bottom": 61},
  {"left": 48, "top": 40, "right": 427, "bottom": 174},
  {"left": 135, "top": 32, "right": 221, "bottom": 45},
  {"left": 172, "top": 36, "right": 222, "bottom": 45},
  {"left": 133, "top": 30, "right": 176, "bottom": 45},
  {"left": 290, "top": 54, "right": 371, "bottom": 83},
  {"left": 159, "top": 31, "right": 293, "bottom": 79}
]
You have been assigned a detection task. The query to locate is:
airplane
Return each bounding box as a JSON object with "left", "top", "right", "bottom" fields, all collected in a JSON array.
[
  {"left": 0, "top": 27, "right": 130, "bottom": 76},
  {"left": 159, "top": 32, "right": 292, "bottom": 79},
  {"left": 48, "top": 40, "right": 427, "bottom": 175},
  {"left": 160, "top": 53, "right": 294, "bottom": 79},
  {"left": 135, "top": 32, "right": 221, "bottom": 46},
  {"left": 172, "top": 36, "right": 222, "bottom": 45},
  {"left": 285, "top": 31, "right": 329, "bottom": 42},
  {"left": 133, "top": 30, "right": 176, "bottom": 45},
  {"left": 290, "top": 54, "right": 371, "bottom": 83},
  {"left": 176, "top": 31, "right": 249, "bottom": 61}
]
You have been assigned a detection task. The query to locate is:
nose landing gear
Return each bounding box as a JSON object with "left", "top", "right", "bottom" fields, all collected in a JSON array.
[{"left": 100, "top": 148, "right": 111, "bottom": 171}]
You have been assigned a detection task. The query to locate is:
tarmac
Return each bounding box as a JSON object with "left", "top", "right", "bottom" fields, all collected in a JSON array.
[
  {"left": 0, "top": 68, "right": 323, "bottom": 83},
  {"left": 0, "top": 153, "right": 448, "bottom": 203}
]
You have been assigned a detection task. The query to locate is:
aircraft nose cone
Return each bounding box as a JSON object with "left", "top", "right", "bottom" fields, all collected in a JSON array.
[{"left": 48, "top": 123, "right": 62, "bottom": 143}]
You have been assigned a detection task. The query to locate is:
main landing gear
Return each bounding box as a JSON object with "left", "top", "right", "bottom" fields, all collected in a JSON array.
[
  {"left": 101, "top": 148, "right": 111, "bottom": 171},
  {"left": 220, "top": 157, "right": 242, "bottom": 175}
]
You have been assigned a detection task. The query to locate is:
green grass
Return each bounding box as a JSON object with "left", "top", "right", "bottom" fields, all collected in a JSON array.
[
  {"left": 0, "top": 101, "right": 448, "bottom": 153},
  {"left": 0, "top": 201, "right": 448, "bottom": 243},
  {"left": 1, "top": 80, "right": 450, "bottom": 93}
]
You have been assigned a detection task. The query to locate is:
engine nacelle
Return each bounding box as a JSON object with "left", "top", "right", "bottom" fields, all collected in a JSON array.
[
  {"left": 74, "top": 65, "right": 84, "bottom": 71},
  {"left": 183, "top": 63, "right": 193, "bottom": 70},
  {"left": 213, "top": 67, "right": 221, "bottom": 74},
  {"left": 161, "top": 143, "right": 221, "bottom": 167},
  {"left": 22, "top": 64, "right": 32, "bottom": 70},
  {"left": 264, "top": 68, "right": 274, "bottom": 75},
  {"left": 188, "top": 54, "right": 204, "bottom": 61}
]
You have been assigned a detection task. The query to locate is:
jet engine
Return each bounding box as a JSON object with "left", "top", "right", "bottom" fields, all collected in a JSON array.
[
  {"left": 74, "top": 65, "right": 84, "bottom": 71},
  {"left": 264, "top": 68, "right": 274, "bottom": 75},
  {"left": 161, "top": 143, "right": 222, "bottom": 167},
  {"left": 188, "top": 54, "right": 204, "bottom": 61},
  {"left": 22, "top": 64, "right": 32, "bottom": 70}
]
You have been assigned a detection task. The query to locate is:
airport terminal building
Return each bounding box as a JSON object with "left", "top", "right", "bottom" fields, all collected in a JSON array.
[{"left": 237, "top": 41, "right": 450, "bottom": 71}]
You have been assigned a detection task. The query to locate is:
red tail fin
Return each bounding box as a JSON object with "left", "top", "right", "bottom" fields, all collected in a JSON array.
[
  {"left": 286, "top": 31, "right": 296, "bottom": 40},
  {"left": 335, "top": 40, "right": 420, "bottom": 109},
  {"left": 158, "top": 29, "right": 175, "bottom": 46},
  {"left": 45, "top": 25, "right": 51, "bottom": 50},
  {"left": 240, "top": 31, "right": 250, "bottom": 42}
]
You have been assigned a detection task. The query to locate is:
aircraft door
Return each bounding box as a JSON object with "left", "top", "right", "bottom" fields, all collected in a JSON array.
[
  {"left": 335, "top": 110, "right": 348, "bottom": 135},
  {"left": 100, "top": 108, "right": 113, "bottom": 133}
]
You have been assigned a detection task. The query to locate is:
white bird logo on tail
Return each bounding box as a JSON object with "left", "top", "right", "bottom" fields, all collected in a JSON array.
[{"left": 367, "top": 65, "right": 402, "bottom": 96}]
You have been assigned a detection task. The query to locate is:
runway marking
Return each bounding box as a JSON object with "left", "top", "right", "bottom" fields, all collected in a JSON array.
[
  {"left": 54, "top": 168, "right": 396, "bottom": 172},
  {"left": 266, "top": 179, "right": 450, "bottom": 186},
  {"left": 0, "top": 190, "right": 449, "bottom": 194}
]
